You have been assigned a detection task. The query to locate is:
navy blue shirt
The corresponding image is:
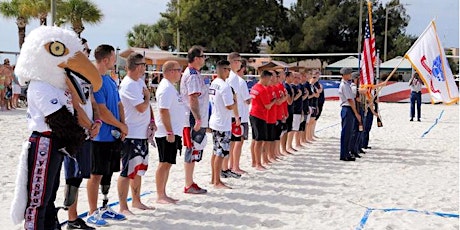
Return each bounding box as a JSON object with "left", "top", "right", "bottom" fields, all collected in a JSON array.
[
  {"left": 284, "top": 82, "right": 294, "bottom": 114},
  {"left": 292, "top": 84, "right": 303, "bottom": 114}
]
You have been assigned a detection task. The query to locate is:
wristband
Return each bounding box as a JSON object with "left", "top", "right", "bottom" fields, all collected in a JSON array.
[
  {"left": 150, "top": 118, "right": 155, "bottom": 123},
  {"left": 94, "top": 119, "right": 103, "bottom": 124},
  {"left": 166, "top": 131, "right": 174, "bottom": 135}
]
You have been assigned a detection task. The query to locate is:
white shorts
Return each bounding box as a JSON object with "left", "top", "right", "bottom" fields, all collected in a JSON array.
[{"left": 292, "top": 114, "right": 302, "bottom": 131}]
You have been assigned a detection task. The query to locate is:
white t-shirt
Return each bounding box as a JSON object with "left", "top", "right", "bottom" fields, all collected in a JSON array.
[
  {"left": 155, "top": 78, "right": 187, "bottom": 137},
  {"left": 119, "top": 76, "right": 150, "bottom": 139},
  {"left": 226, "top": 70, "right": 240, "bottom": 119},
  {"left": 180, "top": 66, "right": 209, "bottom": 127},
  {"left": 26, "top": 81, "right": 74, "bottom": 132},
  {"left": 209, "top": 78, "right": 234, "bottom": 132},
  {"left": 237, "top": 76, "right": 251, "bottom": 123}
]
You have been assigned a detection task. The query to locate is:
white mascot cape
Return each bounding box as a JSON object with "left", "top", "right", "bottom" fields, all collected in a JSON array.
[{"left": 10, "top": 26, "right": 101, "bottom": 225}]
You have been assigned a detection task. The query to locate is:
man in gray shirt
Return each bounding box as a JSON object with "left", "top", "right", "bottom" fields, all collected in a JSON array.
[{"left": 338, "top": 67, "right": 362, "bottom": 161}]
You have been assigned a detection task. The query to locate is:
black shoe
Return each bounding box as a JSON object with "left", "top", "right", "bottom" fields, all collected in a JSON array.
[
  {"left": 220, "top": 170, "right": 230, "bottom": 178},
  {"left": 364, "top": 146, "right": 372, "bottom": 149},
  {"left": 417, "top": 118, "right": 421, "bottom": 122},
  {"left": 410, "top": 118, "right": 413, "bottom": 121},
  {"left": 359, "top": 149, "right": 366, "bottom": 154},
  {"left": 226, "top": 170, "right": 242, "bottom": 179},
  {"left": 352, "top": 152, "right": 362, "bottom": 158},
  {"left": 67, "top": 218, "right": 96, "bottom": 230},
  {"left": 340, "top": 157, "right": 356, "bottom": 161}
]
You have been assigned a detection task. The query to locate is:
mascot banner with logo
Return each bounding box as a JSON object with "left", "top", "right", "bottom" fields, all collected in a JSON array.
[{"left": 405, "top": 21, "right": 459, "bottom": 104}]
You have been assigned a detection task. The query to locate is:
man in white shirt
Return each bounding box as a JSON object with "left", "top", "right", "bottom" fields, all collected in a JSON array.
[
  {"left": 180, "top": 45, "right": 209, "bottom": 194},
  {"left": 118, "top": 53, "right": 155, "bottom": 215},
  {"left": 155, "top": 60, "right": 187, "bottom": 204},
  {"left": 209, "top": 60, "right": 236, "bottom": 189},
  {"left": 222, "top": 52, "right": 241, "bottom": 178}
]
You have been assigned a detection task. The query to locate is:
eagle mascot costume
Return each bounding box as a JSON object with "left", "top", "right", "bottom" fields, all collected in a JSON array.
[{"left": 10, "top": 26, "right": 101, "bottom": 230}]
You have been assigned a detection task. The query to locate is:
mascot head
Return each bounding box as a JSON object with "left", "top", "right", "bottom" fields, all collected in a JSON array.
[{"left": 15, "top": 26, "right": 101, "bottom": 104}]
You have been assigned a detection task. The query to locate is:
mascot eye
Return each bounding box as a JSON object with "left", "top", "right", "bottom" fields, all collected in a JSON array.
[{"left": 46, "top": 41, "right": 69, "bottom": 57}]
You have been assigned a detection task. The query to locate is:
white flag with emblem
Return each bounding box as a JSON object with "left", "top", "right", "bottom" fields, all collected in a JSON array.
[{"left": 404, "top": 21, "right": 459, "bottom": 104}]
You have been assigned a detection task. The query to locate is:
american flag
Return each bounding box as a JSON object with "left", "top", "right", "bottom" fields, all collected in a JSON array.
[{"left": 360, "top": 17, "right": 376, "bottom": 86}]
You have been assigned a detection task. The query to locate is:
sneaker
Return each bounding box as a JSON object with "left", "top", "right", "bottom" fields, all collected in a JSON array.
[
  {"left": 226, "top": 170, "right": 241, "bottom": 179},
  {"left": 184, "top": 183, "right": 207, "bottom": 194},
  {"left": 86, "top": 210, "right": 109, "bottom": 227},
  {"left": 100, "top": 206, "right": 126, "bottom": 221},
  {"left": 220, "top": 170, "right": 230, "bottom": 178},
  {"left": 67, "top": 218, "right": 96, "bottom": 230}
]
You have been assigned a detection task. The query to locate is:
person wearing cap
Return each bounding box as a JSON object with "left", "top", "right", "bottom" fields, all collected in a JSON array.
[
  {"left": 338, "top": 67, "right": 362, "bottom": 161},
  {"left": 222, "top": 52, "right": 242, "bottom": 179},
  {"left": 209, "top": 60, "right": 235, "bottom": 189},
  {"left": 155, "top": 60, "right": 187, "bottom": 203}
]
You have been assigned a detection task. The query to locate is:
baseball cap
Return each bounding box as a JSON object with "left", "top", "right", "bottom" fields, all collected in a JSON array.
[
  {"left": 340, "top": 67, "right": 353, "bottom": 75},
  {"left": 231, "top": 123, "right": 242, "bottom": 137},
  {"left": 351, "top": 72, "right": 360, "bottom": 80}
]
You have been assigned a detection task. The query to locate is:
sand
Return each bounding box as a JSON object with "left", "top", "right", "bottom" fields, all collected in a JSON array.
[{"left": 0, "top": 101, "right": 458, "bottom": 230}]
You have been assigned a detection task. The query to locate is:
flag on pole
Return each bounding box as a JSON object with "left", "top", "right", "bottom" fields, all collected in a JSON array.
[
  {"left": 405, "top": 21, "right": 459, "bottom": 104},
  {"left": 360, "top": 1, "right": 376, "bottom": 88}
]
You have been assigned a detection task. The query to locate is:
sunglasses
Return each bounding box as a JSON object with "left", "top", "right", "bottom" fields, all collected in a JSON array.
[
  {"left": 197, "top": 55, "right": 207, "bottom": 59},
  {"left": 84, "top": 48, "right": 91, "bottom": 53}
]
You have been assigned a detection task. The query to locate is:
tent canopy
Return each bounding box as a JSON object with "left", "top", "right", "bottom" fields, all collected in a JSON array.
[
  {"left": 257, "top": 60, "right": 290, "bottom": 72},
  {"left": 325, "top": 56, "right": 359, "bottom": 71},
  {"left": 380, "top": 56, "right": 413, "bottom": 70},
  {"left": 119, "top": 47, "right": 188, "bottom": 67}
]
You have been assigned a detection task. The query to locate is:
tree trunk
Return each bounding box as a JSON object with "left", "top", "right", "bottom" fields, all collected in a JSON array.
[
  {"left": 16, "top": 17, "right": 27, "bottom": 49},
  {"left": 71, "top": 23, "right": 85, "bottom": 38}
]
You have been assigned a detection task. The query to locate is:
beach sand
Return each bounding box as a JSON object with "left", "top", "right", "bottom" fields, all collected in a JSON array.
[{"left": 0, "top": 101, "right": 458, "bottom": 229}]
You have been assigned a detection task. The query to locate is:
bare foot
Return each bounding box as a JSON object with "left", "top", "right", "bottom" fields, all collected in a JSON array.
[
  {"left": 132, "top": 202, "right": 155, "bottom": 210},
  {"left": 233, "top": 169, "right": 246, "bottom": 174},
  {"left": 214, "top": 183, "right": 232, "bottom": 189},
  {"left": 255, "top": 165, "right": 267, "bottom": 171},
  {"left": 166, "top": 196, "right": 179, "bottom": 203},
  {"left": 157, "top": 197, "right": 175, "bottom": 204},
  {"left": 119, "top": 209, "right": 135, "bottom": 216}
]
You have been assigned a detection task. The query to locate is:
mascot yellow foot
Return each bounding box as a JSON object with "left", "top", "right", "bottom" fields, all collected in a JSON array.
[{"left": 10, "top": 26, "right": 100, "bottom": 229}]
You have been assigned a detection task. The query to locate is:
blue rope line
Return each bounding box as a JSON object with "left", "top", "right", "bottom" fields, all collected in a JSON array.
[
  {"left": 60, "top": 190, "right": 153, "bottom": 226},
  {"left": 315, "top": 122, "right": 340, "bottom": 133},
  {"left": 421, "top": 110, "right": 444, "bottom": 138},
  {"left": 355, "top": 208, "right": 374, "bottom": 230},
  {"left": 356, "top": 206, "right": 458, "bottom": 230}
]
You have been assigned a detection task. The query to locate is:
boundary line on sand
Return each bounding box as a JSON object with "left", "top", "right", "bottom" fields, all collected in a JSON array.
[
  {"left": 315, "top": 122, "right": 340, "bottom": 133},
  {"left": 355, "top": 206, "right": 459, "bottom": 230},
  {"left": 59, "top": 190, "right": 154, "bottom": 226},
  {"left": 421, "top": 109, "right": 444, "bottom": 138}
]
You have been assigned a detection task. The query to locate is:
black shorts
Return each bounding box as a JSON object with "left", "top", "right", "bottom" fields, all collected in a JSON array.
[
  {"left": 91, "top": 141, "right": 122, "bottom": 175},
  {"left": 286, "top": 113, "right": 293, "bottom": 132},
  {"left": 316, "top": 104, "right": 324, "bottom": 120},
  {"left": 310, "top": 106, "right": 318, "bottom": 118},
  {"left": 266, "top": 123, "right": 276, "bottom": 141},
  {"left": 250, "top": 115, "right": 267, "bottom": 141},
  {"left": 299, "top": 120, "right": 306, "bottom": 131},
  {"left": 156, "top": 136, "right": 182, "bottom": 164},
  {"left": 274, "top": 121, "right": 282, "bottom": 140}
]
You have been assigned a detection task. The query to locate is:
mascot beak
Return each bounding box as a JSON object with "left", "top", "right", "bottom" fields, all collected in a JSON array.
[{"left": 58, "top": 51, "right": 101, "bottom": 105}]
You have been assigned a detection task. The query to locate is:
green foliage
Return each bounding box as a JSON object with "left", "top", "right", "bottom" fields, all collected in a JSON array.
[
  {"left": 127, "top": 24, "right": 155, "bottom": 48},
  {"left": 56, "top": 0, "right": 103, "bottom": 37}
]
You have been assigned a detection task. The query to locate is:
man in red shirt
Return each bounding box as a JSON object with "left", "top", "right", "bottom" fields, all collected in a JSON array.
[{"left": 249, "top": 70, "right": 277, "bottom": 171}]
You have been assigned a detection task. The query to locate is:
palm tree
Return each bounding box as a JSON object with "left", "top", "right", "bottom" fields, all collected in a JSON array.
[
  {"left": 21, "top": 0, "right": 51, "bottom": 25},
  {"left": 127, "top": 24, "right": 155, "bottom": 48},
  {"left": 151, "top": 18, "right": 174, "bottom": 51},
  {"left": 56, "top": 0, "right": 102, "bottom": 37},
  {"left": 0, "top": 0, "right": 31, "bottom": 49}
]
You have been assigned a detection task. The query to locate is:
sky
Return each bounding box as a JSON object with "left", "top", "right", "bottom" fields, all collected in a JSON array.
[{"left": 0, "top": 0, "right": 458, "bottom": 63}]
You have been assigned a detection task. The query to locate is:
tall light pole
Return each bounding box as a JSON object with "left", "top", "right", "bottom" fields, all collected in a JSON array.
[
  {"left": 176, "top": 0, "right": 180, "bottom": 53},
  {"left": 384, "top": 4, "right": 409, "bottom": 62},
  {"left": 357, "top": 0, "right": 363, "bottom": 54},
  {"left": 50, "top": 0, "right": 56, "bottom": 25}
]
